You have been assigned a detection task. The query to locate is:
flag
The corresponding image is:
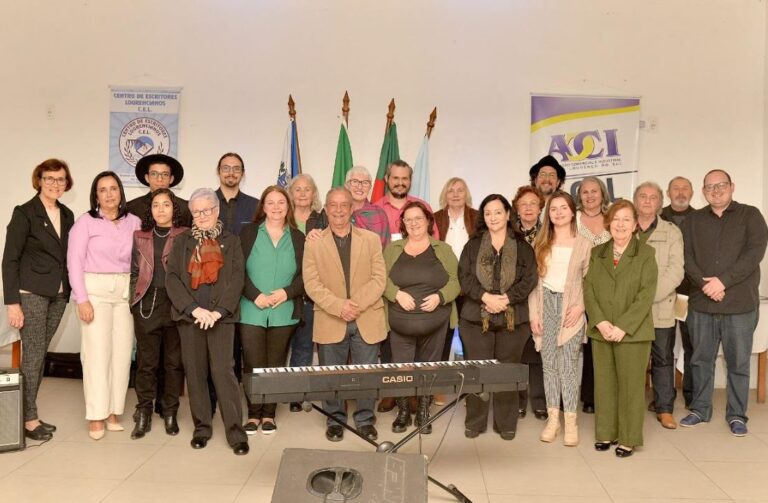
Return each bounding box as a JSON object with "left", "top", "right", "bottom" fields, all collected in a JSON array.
[
  {"left": 331, "top": 121, "right": 353, "bottom": 187},
  {"left": 277, "top": 119, "right": 301, "bottom": 187},
  {"left": 371, "top": 122, "right": 399, "bottom": 202},
  {"left": 410, "top": 135, "right": 430, "bottom": 204}
]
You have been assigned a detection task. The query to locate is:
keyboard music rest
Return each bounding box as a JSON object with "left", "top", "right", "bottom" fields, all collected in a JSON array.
[{"left": 243, "top": 360, "right": 528, "bottom": 405}]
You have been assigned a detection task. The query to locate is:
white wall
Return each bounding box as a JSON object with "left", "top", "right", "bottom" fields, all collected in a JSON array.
[{"left": 1, "top": 0, "right": 766, "bottom": 351}]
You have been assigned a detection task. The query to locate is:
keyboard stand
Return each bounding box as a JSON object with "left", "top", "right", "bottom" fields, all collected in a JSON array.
[{"left": 309, "top": 395, "right": 474, "bottom": 503}]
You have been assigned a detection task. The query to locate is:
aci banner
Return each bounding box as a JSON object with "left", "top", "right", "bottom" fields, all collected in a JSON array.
[
  {"left": 530, "top": 94, "right": 640, "bottom": 201},
  {"left": 109, "top": 87, "right": 181, "bottom": 187}
]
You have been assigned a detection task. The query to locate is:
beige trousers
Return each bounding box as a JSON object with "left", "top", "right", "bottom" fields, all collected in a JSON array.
[{"left": 79, "top": 273, "right": 134, "bottom": 420}]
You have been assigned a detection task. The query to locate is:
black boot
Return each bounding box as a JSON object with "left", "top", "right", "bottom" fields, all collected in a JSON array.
[
  {"left": 391, "top": 397, "right": 412, "bottom": 433},
  {"left": 131, "top": 410, "right": 152, "bottom": 440},
  {"left": 164, "top": 415, "right": 179, "bottom": 436},
  {"left": 415, "top": 396, "right": 432, "bottom": 434}
]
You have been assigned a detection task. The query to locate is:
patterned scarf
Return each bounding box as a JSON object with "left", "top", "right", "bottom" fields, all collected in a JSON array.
[
  {"left": 188, "top": 220, "right": 224, "bottom": 290},
  {"left": 476, "top": 231, "right": 518, "bottom": 332}
]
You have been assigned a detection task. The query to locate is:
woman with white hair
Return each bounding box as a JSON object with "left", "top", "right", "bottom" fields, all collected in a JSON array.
[
  {"left": 287, "top": 173, "right": 324, "bottom": 235},
  {"left": 166, "top": 187, "right": 248, "bottom": 455},
  {"left": 285, "top": 174, "right": 324, "bottom": 413}
]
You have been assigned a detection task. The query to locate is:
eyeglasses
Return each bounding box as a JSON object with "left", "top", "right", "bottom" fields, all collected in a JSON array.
[
  {"left": 191, "top": 207, "right": 217, "bottom": 218},
  {"left": 536, "top": 172, "right": 558, "bottom": 179},
  {"left": 703, "top": 181, "right": 731, "bottom": 192},
  {"left": 219, "top": 165, "right": 243, "bottom": 175},
  {"left": 42, "top": 176, "right": 67, "bottom": 186},
  {"left": 347, "top": 179, "right": 371, "bottom": 188},
  {"left": 148, "top": 171, "right": 172, "bottom": 179},
  {"left": 403, "top": 216, "right": 426, "bottom": 225},
  {"left": 327, "top": 202, "right": 351, "bottom": 210}
]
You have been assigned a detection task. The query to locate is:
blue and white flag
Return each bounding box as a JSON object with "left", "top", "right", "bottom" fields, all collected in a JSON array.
[
  {"left": 410, "top": 135, "right": 431, "bottom": 204},
  {"left": 277, "top": 120, "right": 301, "bottom": 187}
]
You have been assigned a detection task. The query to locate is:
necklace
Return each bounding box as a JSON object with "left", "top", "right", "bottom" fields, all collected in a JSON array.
[
  {"left": 139, "top": 287, "right": 158, "bottom": 319},
  {"left": 582, "top": 209, "right": 602, "bottom": 218},
  {"left": 154, "top": 227, "right": 171, "bottom": 238}
]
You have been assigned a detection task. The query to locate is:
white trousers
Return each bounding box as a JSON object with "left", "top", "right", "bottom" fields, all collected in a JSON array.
[{"left": 79, "top": 273, "right": 133, "bottom": 420}]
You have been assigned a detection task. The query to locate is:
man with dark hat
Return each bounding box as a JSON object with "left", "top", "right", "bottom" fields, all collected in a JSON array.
[
  {"left": 126, "top": 154, "right": 192, "bottom": 226},
  {"left": 529, "top": 155, "right": 566, "bottom": 197}
]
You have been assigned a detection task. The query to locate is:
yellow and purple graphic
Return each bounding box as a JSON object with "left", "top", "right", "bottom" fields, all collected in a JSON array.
[{"left": 530, "top": 94, "right": 640, "bottom": 201}]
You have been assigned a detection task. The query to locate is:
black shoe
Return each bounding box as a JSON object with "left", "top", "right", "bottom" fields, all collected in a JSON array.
[
  {"left": 615, "top": 445, "right": 634, "bottom": 457},
  {"left": 594, "top": 440, "right": 618, "bottom": 451},
  {"left": 493, "top": 425, "right": 516, "bottom": 440},
  {"left": 39, "top": 420, "right": 57, "bottom": 433},
  {"left": 244, "top": 420, "right": 259, "bottom": 435},
  {"left": 582, "top": 403, "right": 595, "bottom": 414},
  {"left": 392, "top": 398, "right": 412, "bottom": 433},
  {"left": 414, "top": 396, "right": 432, "bottom": 434},
  {"left": 261, "top": 420, "right": 277, "bottom": 435},
  {"left": 464, "top": 429, "right": 482, "bottom": 439},
  {"left": 377, "top": 397, "right": 396, "bottom": 413},
  {"left": 232, "top": 442, "right": 249, "bottom": 455},
  {"left": 163, "top": 415, "right": 179, "bottom": 436},
  {"left": 25, "top": 424, "right": 52, "bottom": 441},
  {"left": 131, "top": 411, "right": 152, "bottom": 440},
  {"left": 191, "top": 437, "right": 208, "bottom": 449},
  {"left": 289, "top": 402, "right": 302, "bottom": 412},
  {"left": 533, "top": 409, "right": 548, "bottom": 420},
  {"left": 326, "top": 425, "right": 344, "bottom": 442},
  {"left": 518, "top": 408, "right": 527, "bottom": 418},
  {"left": 359, "top": 425, "right": 378, "bottom": 441}
]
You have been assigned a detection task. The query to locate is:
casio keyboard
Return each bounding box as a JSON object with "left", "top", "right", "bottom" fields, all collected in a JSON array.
[{"left": 243, "top": 359, "right": 528, "bottom": 404}]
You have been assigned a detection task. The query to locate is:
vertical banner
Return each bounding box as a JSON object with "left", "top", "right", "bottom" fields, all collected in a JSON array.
[
  {"left": 530, "top": 94, "right": 640, "bottom": 201},
  {"left": 109, "top": 87, "right": 181, "bottom": 187}
]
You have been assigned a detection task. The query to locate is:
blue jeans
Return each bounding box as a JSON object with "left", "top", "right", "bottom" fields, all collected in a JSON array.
[
  {"left": 289, "top": 302, "right": 315, "bottom": 367},
  {"left": 651, "top": 326, "right": 677, "bottom": 413},
  {"left": 317, "top": 321, "right": 378, "bottom": 427},
  {"left": 687, "top": 309, "right": 757, "bottom": 423}
]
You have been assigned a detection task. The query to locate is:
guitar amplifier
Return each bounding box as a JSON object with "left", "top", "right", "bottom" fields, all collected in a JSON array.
[
  {"left": 0, "top": 369, "right": 24, "bottom": 452},
  {"left": 272, "top": 448, "right": 427, "bottom": 503}
]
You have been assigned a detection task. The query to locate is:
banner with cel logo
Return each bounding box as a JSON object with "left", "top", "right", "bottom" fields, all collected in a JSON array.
[
  {"left": 530, "top": 94, "right": 640, "bottom": 201},
  {"left": 109, "top": 87, "right": 181, "bottom": 187}
]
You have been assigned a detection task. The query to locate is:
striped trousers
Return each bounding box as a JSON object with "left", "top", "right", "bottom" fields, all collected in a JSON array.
[{"left": 540, "top": 288, "right": 582, "bottom": 413}]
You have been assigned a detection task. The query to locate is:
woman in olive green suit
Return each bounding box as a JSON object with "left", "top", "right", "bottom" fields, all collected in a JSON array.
[{"left": 583, "top": 199, "right": 657, "bottom": 458}]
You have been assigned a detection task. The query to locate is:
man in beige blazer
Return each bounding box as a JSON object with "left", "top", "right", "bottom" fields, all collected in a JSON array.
[{"left": 303, "top": 187, "right": 387, "bottom": 442}]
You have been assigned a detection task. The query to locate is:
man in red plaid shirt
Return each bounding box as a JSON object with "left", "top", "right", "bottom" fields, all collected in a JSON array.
[{"left": 345, "top": 166, "right": 391, "bottom": 248}]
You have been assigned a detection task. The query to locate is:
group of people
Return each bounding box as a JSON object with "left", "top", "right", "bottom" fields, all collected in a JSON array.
[{"left": 3, "top": 151, "right": 765, "bottom": 459}]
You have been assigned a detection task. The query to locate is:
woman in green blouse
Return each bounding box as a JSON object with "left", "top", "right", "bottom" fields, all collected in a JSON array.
[{"left": 239, "top": 186, "right": 305, "bottom": 435}]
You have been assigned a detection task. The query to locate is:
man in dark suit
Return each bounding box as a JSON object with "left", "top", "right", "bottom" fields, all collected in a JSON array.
[
  {"left": 126, "top": 154, "right": 192, "bottom": 226},
  {"left": 215, "top": 152, "right": 259, "bottom": 236},
  {"left": 214, "top": 152, "right": 259, "bottom": 385}
]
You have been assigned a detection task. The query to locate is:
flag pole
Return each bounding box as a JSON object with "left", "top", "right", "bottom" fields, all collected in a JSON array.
[
  {"left": 342, "top": 91, "right": 350, "bottom": 128},
  {"left": 426, "top": 107, "right": 437, "bottom": 139},
  {"left": 384, "top": 98, "right": 396, "bottom": 136},
  {"left": 288, "top": 94, "right": 303, "bottom": 173}
]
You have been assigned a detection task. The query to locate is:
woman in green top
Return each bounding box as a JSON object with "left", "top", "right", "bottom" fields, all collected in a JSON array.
[
  {"left": 583, "top": 199, "right": 657, "bottom": 458},
  {"left": 239, "top": 186, "right": 305, "bottom": 435}
]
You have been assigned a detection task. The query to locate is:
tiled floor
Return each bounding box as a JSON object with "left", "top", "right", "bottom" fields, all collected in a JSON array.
[{"left": 1, "top": 378, "right": 767, "bottom": 502}]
